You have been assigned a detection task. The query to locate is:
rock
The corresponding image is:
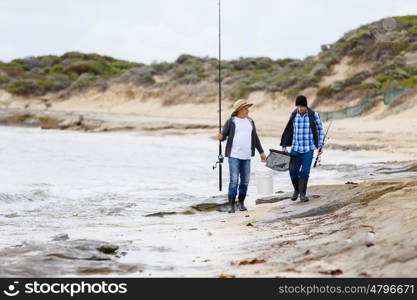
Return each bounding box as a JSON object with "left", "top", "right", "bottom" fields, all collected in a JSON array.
[
  {"left": 375, "top": 161, "right": 417, "bottom": 174},
  {"left": 257, "top": 179, "right": 410, "bottom": 223},
  {"left": 145, "top": 210, "right": 195, "bottom": 217},
  {"left": 0, "top": 239, "right": 140, "bottom": 277},
  {"left": 57, "top": 115, "right": 83, "bottom": 129},
  {"left": 256, "top": 195, "right": 291, "bottom": 205},
  {"left": 238, "top": 259, "right": 266, "bottom": 265},
  {"left": 4, "top": 213, "right": 18, "bottom": 218},
  {"left": 81, "top": 119, "right": 102, "bottom": 131},
  {"left": 145, "top": 211, "right": 177, "bottom": 217},
  {"left": 318, "top": 269, "right": 343, "bottom": 276},
  {"left": 51, "top": 233, "right": 69, "bottom": 241},
  {"left": 97, "top": 244, "right": 119, "bottom": 254},
  {"left": 38, "top": 115, "right": 62, "bottom": 129},
  {"left": 191, "top": 202, "right": 228, "bottom": 212},
  {"left": 21, "top": 117, "right": 41, "bottom": 126}
]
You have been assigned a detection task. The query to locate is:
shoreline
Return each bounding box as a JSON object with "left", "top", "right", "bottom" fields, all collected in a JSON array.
[{"left": 1, "top": 106, "right": 417, "bottom": 161}]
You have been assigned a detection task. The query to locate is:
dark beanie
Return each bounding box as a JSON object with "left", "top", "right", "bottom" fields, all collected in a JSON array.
[{"left": 295, "top": 95, "right": 308, "bottom": 107}]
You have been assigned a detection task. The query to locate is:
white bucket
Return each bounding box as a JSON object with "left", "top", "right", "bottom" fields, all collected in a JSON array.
[{"left": 255, "top": 165, "right": 273, "bottom": 195}]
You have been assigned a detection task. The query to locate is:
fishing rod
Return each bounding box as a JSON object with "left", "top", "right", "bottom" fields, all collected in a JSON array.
[
  {"left": 313, "top": 120, "right": 333, "bottom": 168},
  {"left": 212, "top": 0, "right": 223, "bottom": 191}
]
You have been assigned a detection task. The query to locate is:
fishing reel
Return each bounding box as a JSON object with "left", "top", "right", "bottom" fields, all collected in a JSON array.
[{"left": 212, "top": 154, "right": 224, "bottom": 170}]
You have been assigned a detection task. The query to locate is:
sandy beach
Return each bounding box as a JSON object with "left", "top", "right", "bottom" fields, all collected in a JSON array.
[{"left": 1, "top": 87, "right": 417, "bottom": 277}]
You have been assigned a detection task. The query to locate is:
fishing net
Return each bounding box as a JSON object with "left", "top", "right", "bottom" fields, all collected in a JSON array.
[
  {"left": 318, "top": 98, "right": 370, "bottom": 122},
  {"left": 265, "top": 149, "right": 298, "bottom": 172},
  {"left": 384, "top": 88, "right": 404, "bottom": 105}
]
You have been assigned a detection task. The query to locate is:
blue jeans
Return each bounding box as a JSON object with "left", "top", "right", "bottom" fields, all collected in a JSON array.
[
  {"left": 228, "top": 157, "right": 251, "bottom": 196},
  {"left": 289, "top": 150, "right": 314, "bottom": 180}
]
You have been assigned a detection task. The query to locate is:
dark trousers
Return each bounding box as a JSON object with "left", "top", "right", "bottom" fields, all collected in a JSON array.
[{"left": 289, "top": 150, "right": 314, "bottom": 180}]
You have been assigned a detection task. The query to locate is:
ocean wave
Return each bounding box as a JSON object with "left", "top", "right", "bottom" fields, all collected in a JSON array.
[{"left": 0, "top": 189, "right": 49, "bottom": 203}]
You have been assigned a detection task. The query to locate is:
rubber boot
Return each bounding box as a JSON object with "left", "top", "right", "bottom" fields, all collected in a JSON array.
[
  {"left": 299, "top": 178, "right": 309, "bottom": 202},
  {"left": 291, "top": 178, "right": 299, "bottom": 201},
  {"left": 228, "top": 195, "right": 236, "bottom": 213},
  {"left": 237, "top": 194, "right": 247, "bottom": 211}
]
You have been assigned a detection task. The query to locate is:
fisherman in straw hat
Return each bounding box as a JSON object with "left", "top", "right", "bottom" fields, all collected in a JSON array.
[{"left": 216, "top": 99, "right": 267, "bottom": 213}]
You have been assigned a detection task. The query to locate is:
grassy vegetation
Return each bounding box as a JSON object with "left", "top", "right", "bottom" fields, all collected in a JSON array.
[
  {"left": 1, "top": 15, "right": 417, "bottom": 100},
  {"left": 0, "top": 52, "right": 141, "bottom": 95},
  {"left": 394, "top": 15, "right": 417, "bottom": 23}
]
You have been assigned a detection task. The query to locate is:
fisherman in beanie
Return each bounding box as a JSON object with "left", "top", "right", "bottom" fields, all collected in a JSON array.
[
  {"left": 280, "top": 95, "right": 325, "bottom": 202},
  {"left": 216, "top": 99, "right": 266, "bottom": 213}
]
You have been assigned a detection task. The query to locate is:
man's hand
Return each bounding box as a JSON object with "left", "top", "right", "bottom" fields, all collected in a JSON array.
[
  {"left": 282, "top": 149, "right": 288, "bottom": 153},
  {"left": 213, "top": 133, "right": 222, "bottom": 140},
  {"left": 317, "top": 148, "right": 323, "bottom": 156},
  {"left": 260, "top": 153, "right": 267, "bottom": 162}
]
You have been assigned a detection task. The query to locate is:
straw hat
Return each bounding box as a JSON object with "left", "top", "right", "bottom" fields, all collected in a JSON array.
[{"left": 232, "top": 99, "right": 253, "bottom": 113}]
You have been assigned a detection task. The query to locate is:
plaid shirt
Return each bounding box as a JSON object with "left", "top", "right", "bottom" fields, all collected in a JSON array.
[{"left": 285, "top": 111, "right": 325, "bottom": 153}]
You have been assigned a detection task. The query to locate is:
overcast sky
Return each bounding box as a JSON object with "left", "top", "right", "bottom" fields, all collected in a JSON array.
[{"left": 1, "top": 0, "right": 417, "bottom": 64}]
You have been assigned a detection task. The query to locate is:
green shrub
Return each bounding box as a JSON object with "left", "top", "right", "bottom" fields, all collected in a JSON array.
[
  {"left": 44, "top": 64, "right": 65, "bottom": 74},
  {"left": 377, "top": 74, "right": 396, "bottom": 83},
  {"left": 309, "top": 63, "right": 328, "bottom": 77},
  {"left": 62, "top": 51, "right": 87, "bottom": 60},
  {"left": 248, "top": 81, "right": 267, "bottom": 91},
  {"left": 344, "top": 70, "right": 372, "bottom": 86},
  {"left": 175, "top": 54, "right": 204, "bottom": 65},
  {"left": 177, "top": 73, "right": 202, "bottom": 84},
  {"left": 63, "top": 61, "right": 110, "bottom": 76},
  {"left": 117, "top": 66, "right": 155, "bottom": 86},
  {"left": 150, "top": 62, "right": 174, "bottom": 74},
  {"left": 405, "top": 66, "right": 417, "bottom": 76},
  {"left": 275, "top": 58, "right": 296, "bottom": 67},
  {"left": 407, "top": 25, "right": 417, "bottom": 35},
  {"left": 291, "top": 75, "right": 319, "bottom": 91},
  {"left": 399, "top": 76, "right": 417, "bottom": 88},
  {"left": 70, "top": 73, "right": 96, "bottom": 89},
  {"left": 0, "top": 63, "right": 26, "bottom": 76},
  {"left": 317, "top": 86, "right": 336, "bottom": 98},
  {"left": 6, "top": 80, "right": 39, "bottom": 95},
  {"left": 35, "top": 79, "right": 61, "bottom": 92},
  {"left": 391, "top": 41, "right": 408, "bottom": 53},
  {"left": 5, "top": 78, "right": 65, "bottom": 95},
  {"left": 343, "top": 82, "right": 379, "bottom": 94},
  {"left": 229, "top": 57, "right": 272, "bottom": 71},
  {"left": 253, "top": 57, "right": 273, "bottom": 69},
  {"left": 0, "top": 52, "right": 140, "bottom": 95},
  {"left": 10, "top": 59, "right": 26, "bottom": 68},
  {"left": 394, "top": 15, "right": 417, "bottom": 23},
  {"left": 284, "top": 87, "right": 300, "bottom": 97},
  {"left": 0, "top": 74, "right": 9, "bottom": 84},
  {"left": 50, "top": 74, "right": 72, "bottom": 89},
  {"left": 110, "top": 60, "right": 142, "bottom": 72},
  {"left": 23, "top": 56, "right": 57, "bottom": 70}
]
